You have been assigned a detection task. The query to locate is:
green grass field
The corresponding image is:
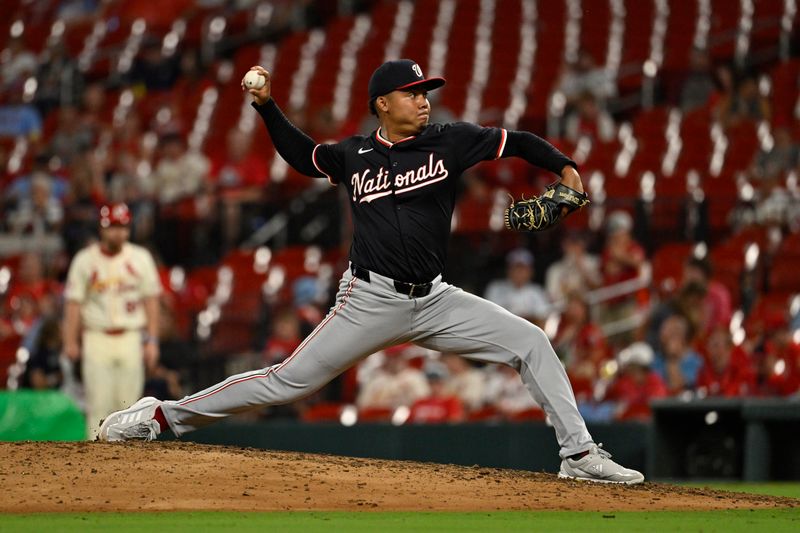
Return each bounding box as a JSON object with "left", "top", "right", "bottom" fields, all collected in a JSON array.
[
  {"left": 2, "top": 509, "right": 799, "bottom": 533},
  {"left": 2, "top": 484, "right": 798, "bottom": 532}
]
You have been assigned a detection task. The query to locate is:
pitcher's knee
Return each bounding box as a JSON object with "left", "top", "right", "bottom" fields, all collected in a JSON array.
[
  {"left": 520, "top": 323, "right": 550, "bottom": 353},
  {"left": 512, "top": 325, "right": 555, "bottom": 367},
  {"left": 528, "top": 324, "right": 550, "bottom": 346}
]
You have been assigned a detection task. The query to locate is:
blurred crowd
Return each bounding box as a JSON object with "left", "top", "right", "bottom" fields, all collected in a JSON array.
[{"left": 1, "top": 0, "right": 800, "bottom": 426}]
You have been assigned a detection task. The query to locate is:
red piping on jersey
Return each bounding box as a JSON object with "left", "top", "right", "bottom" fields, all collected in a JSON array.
[
  {"left": 375, "top": 128, "right": 415, "bottom": 147},
  {"left": 312, "top": 144, "right": 337, "bottom": 186},
  {"left": 177, "top": 276, "right": 358, "bottom": 407},
  {"left": 495, "top": 128, "right": 507, "bottom": 159}
]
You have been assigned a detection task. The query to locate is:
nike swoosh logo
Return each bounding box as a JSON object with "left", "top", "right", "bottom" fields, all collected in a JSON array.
[{"left": 358, "top": 147, "right": 373, "bottom": 154}]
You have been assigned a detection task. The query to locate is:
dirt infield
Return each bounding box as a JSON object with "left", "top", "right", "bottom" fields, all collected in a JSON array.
[{"left": 1, "top": 441, "right": 797, "bottom": 513}]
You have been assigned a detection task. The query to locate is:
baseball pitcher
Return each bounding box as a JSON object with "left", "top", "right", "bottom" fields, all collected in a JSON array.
[{"left": 99, "top": 60, "right": 642, "bottom": 484}]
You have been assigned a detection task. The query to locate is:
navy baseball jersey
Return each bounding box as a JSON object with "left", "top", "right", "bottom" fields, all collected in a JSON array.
[{"left": 312, "top": 124, "right": 507, "bottom": 283}]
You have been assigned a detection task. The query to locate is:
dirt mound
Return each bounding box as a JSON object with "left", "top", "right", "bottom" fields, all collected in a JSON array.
[{"left": 1, "top": 441, "right": 796, "bottom": 512}]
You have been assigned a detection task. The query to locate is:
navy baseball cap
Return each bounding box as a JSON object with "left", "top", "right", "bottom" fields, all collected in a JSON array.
[{"left": 368, "top": 59, "right": 446, "bottom": 102}]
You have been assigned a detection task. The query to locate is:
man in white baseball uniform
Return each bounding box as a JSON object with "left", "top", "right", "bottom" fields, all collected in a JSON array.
[{"left": 63, "top": 203, "right": 162, "bottom": 439}]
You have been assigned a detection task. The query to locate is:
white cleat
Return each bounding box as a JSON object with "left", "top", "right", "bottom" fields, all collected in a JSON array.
[
  {"left": 558, "top": 443, "right": 644, "bottom": 485},
  {"left": 98, "top": 396, "right": 162, "bottom": 442}
]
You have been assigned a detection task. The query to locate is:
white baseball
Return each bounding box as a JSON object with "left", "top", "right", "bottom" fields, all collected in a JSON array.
[{"left": 243, "top": 70, "right": 266, "bottom": 89}]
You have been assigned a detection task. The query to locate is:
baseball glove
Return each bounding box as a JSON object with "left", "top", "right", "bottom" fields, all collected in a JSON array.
[{"left": 504, "top": 182, "right": 590, "bottom": 232}]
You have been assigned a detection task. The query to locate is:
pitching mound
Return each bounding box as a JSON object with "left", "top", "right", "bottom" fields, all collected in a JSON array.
[{"left": 1, "top": 441, "right": 796, "bottom": 512}]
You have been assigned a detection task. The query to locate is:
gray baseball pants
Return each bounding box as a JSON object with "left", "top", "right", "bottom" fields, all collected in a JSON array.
[{"left": 161, "top": 266, "right": 594, "bottom": 458}]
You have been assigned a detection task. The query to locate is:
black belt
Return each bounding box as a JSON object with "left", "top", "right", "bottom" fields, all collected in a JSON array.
[{"left": 350, "top": 264, "right": 433, "bottom": 298}]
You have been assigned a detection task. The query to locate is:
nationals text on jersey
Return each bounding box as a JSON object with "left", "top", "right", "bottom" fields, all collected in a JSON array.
[{"left": 351, "top": 153, "right": 449, "bottom": 203}]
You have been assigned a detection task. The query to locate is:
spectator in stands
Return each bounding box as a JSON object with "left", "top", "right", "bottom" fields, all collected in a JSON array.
[
  {"left": 6, "top": 252, "right": 60, "bottom": 308},
  {"left": 441, "top": 352, "right": 486, "bottom": 412},
  {"left": 145, "top": 300, "right": 189, "bottom": 401},
  {"left": 696, "top": 327, "right": 756, "bottom": 397},
  {"left": 211, "top": 128, "right": 270, "bottom": 251},
  {"left": 105, "top": 148, "right": 156, "bottom": 243},
  {"left": 7, "top": 259, "right": 60, "bottom": 355},
  {"left": 1, "top": 36, "right": 37, "bottom": 90},
  {"left": 485, "top": 248, "right": 551, "bottom": 327},
  {"left": 679, "top": 47, "right": 716, "bottom": 112},
  {"left": 57, "top": 0, "right": 101, "bottom": 22},
  {"left": 556, "top": 50, "right": 616, "bottom": 107},
  {"left": 290, "top": 276, "right": 325, "bottom": 338},
  {"left": 143, "top": 358, "right": 185, "bottom": 402},
  {"left": 3, "top": 152, "right": 69, "bottom": 210},
  {"left": 596, "top": 210, "right": 646, "bottom": 346},
  {"left": 62, "top": 154, "right": 107, "bottom": 255},
  {"left": 483, "top": 363, "right": 542, "bottom": 417},
  {"left": 545, "top": 230, "right": 601, "bottom": 303},
  {"left": 263, "top": 309, "right": 302, "bottom": 366},
  {"left": 564, "top": 91, "right": 616, "bottom": 143},
  {"left": 150, "top": 131, "right": 213, "bottom": 265},
  {"left": 35, "top": 41, "right": 82, "bottom": 115},
  {"left": 708, "top": 63, "right": 736, "bottom": 118},
  {"left": 110, "top": 111, "right": 146, "bottom": 158},
  {"left": 6, "top": 292, "right": 40, "bottom": 338},
  {"left": 0, "top": 143, "right": 11, "bottom": 186},
  {"left": 20, "top": 314, "right": 63, "bottom": 390},
  {"left": 604, "top": 342, "right": 668, "bottom": 421},
  {"left": 79, "top": 81, "right": 110, "bottom": 136},
  {"left": 756, "top": 312, "right": 800, "bottom": 396},
  {"left": 356, "top": 345, "right": 430, "bottom": 410},
  {"left": 128, "top": 35, "right": 181, "bottom": 92},
  {"left": 754, "top": 172, "right": 792, "bottom": 227},
  {"left": 553, "top": 294, "right": 609, "bottom": 389},
  {"left": 750, "top": 125, "right": 799, "bottom": 182},
  {"left": 681, "top": 256, "right": 733, "bottom": 336},
  {"left": 451, "top": 170, "right": 493, "bottom": 239},
  {"left": 151, "top": 132, "right": 210, "bottom": 205},
  {"left": 7, "top": 172, "right": 64, "bottom": 236},
  {"left": 47, "top": 105, "right": 95, "bottom": 167},
  {"left": 0, "top": 83, "right": 42, "bottom": 141},
  {"left": 308, "top": 105, "right": 344, "bottom": 141},
  {"left": 652, "top": 314, "right": 703, "bottom": 394},
  {"left": 717, "top": 74, "right": 771, "bottom": 129},
  {"left": 646, "top": 281, "right": 708, "bottom": 358},
  {"left": 408, "top": 361, "right": 465, "bottom": 424}
]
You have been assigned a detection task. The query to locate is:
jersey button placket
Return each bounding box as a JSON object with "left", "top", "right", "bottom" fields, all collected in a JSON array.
[
  {"left": 389, "top": 156, "right": 399, "bottom": 210},
  {"left": 392, "top": 161, "right": 399, "bottom": 209},
  {"left": 387, "top": 152, "right": 412, "bottom": 273}
]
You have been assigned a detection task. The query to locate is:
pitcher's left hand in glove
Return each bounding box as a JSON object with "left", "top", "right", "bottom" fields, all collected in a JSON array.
[{"left": 504, "top": 182, "right": 590, "bottom": 232}]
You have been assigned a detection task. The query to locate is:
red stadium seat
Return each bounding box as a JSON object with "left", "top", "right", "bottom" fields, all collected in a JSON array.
[
  {"left": 205, "top": 319, "right": 254, "bottom": 356},
  {"left": 357, "top": 407, "right": 393, "bottom": 423},
  {"left": 708, "top": 0, "right": 742, "bottom": 61},
  {"left": 467, "top": 405, "right": 502, "bottom": 422},
  {"left": 300, "top": 402, "right": 345, "bottom": 423},
  {"left": 651, "top": 242, "right": 695, "bottom": 288},
  {"left": 507, "top": 407, "right": 546, "bottom": 422},
  {"left": 769, "top": 258, "right": 800, "bottom": 293}
]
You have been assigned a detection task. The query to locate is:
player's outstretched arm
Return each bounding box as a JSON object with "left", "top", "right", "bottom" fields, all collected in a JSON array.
[
  {"left": 502, "top": 130, "right": 577, "bottom": 177},
  {"left": 242, "top": 66, "right": 325, "bottom": 179},
  {"left": 502, "top": 131, "right": 589, "bottom": 232}
]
